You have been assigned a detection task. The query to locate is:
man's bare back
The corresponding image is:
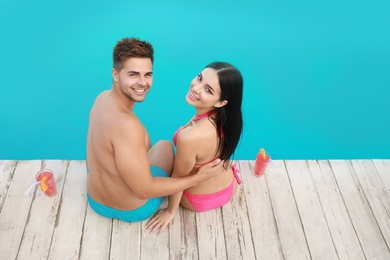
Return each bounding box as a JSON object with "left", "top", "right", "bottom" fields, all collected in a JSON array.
[{"left": 87, "top": 90, "right": 153, "bottom": 210}]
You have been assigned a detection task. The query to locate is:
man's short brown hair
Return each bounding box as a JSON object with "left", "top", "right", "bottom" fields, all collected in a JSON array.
[{"left": 113, "top": 37, "right": 154, "bottom": 71}]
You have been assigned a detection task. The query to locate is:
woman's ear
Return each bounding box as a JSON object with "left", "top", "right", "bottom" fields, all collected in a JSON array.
[{"left": 214, "top": 100, "right": 228, "bottom": 108}]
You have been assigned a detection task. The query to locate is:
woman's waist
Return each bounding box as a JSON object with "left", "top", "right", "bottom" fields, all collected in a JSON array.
[{"left": 186, "top": 167, "right": 234, "bottom": 194}]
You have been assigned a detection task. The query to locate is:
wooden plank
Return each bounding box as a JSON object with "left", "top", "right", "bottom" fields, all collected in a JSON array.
[
  {"left": 110, "top": 219, "right": 141, "bottom": 260},
  {"left": 266, "top": 160, "right": 311, "bottom": 259},
  {"left": 221, "top": 161, "right": 256, "bottom": 260},
  {"left": 168, "top": 207, "right": 199, "bottom": 260},
  {"left": 0, "top": 160, "right": 42, "bottom": 260},
  {"left": 80, "top": 205, "right": 112, "bottom": 260},
  {"left": 240, "top": 160, "right": 283, "bottom": 259},
  {"left": 1, "top": 159, "right": 389, "bottom": 259},
  {"left": 196, "top": 208, "right": 227, "bottom": 260},
  {"left": 351, "top": 160, "right": 390, "bottom": 251},
  {"left": 285, "top": 160, "right": 338, "bottom": 259},
  {"left": 330, "top": 160, "right": 390, "bottom": 259},
  {"left": 373, "top": 159, "right": 390, "bottom": 194},
  {"left": 0, "top": 160, "right": 17, "bottom": 211},
  {"left": 140, "top": 218, "right": 170, "bottom": 260},
  {"left": 140, "top": 199, "right": 170, "bottom": 260},
  {"left": 48, "top": 160, "right": 88, "bottom": 259},
  {"left": 17, "top": 160, "right": 69, "bottom": 260},
  {"left": 309, "top": 160, "right": 365, "bottom": 259}
]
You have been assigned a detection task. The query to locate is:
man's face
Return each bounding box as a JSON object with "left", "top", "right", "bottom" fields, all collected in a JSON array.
[{"left": 113, "top": 57, "right": 153, "bottom": 103}]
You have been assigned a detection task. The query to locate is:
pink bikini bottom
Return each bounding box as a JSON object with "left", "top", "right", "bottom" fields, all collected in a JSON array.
[{"left": 183, "top": 164, "right": 242, "bottom": 212}]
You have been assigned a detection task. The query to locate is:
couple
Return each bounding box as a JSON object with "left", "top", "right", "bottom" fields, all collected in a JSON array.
[{"left": 86, "top": 37, "right": 243, "bottom": 235}]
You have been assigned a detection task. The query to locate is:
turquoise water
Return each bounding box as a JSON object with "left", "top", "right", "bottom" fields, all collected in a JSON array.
[{"left": 1, "top": 0, "right": 389, "bottom": 160}]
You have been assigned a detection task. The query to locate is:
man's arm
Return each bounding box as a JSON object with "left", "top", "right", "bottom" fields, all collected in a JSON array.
[{"left": 113, "top": 117, "right": 222, "bottom": 199}]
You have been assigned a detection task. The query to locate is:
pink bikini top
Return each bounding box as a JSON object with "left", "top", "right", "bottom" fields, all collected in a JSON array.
[{"left": 172, "top": 111, "right": 218, "bottom": 167}]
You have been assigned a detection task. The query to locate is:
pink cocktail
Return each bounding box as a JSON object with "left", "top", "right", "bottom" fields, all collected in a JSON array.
[
  {"left": 254, "top": 155, "right": 270, "bottom": 177},
  {"left": 36, "top": 169, "right": 57, "bottom": 196}
]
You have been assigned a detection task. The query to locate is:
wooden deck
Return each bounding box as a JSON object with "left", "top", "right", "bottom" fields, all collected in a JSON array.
[{"left": 0, "top": 160, "right": 389, "bottom": 260}]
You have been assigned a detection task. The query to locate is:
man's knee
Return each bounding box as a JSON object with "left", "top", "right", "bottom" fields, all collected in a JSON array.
[
  {"left": 148, "top": 140, "right": 174, "bottom": 175},
  {"left": 156, "top": 140, "right": 173, "bottom": 152}
]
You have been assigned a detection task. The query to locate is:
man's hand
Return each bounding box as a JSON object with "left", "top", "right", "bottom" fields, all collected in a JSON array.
[{"left": 195, "top": 159, "right": 224, "bottom": 184}]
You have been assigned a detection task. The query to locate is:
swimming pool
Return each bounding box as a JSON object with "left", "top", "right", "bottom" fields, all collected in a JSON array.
[{"left": 1, "top": 0, "right": 389, "bottom": 160}]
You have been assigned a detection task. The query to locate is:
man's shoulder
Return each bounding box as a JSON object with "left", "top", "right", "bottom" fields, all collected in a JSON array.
[
  {"left": 112, "top": 112, "right": 146, "bottom": 137},
  {"left": 95, "top": 90, "right": 109, "bottom": 102}
]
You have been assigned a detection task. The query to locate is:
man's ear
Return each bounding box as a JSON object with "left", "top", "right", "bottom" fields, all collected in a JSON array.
[{"left": 112, "top": 68, "right": 118, "bottom": 82}]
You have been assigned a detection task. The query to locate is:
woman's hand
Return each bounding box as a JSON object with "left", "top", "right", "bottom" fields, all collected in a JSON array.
[{"left": 145, "top": 209, "right": 175, "bottom": 236}]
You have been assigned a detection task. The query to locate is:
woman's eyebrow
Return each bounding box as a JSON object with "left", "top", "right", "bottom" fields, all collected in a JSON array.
[{"left": 207, "top": 84, "right": 215, "bottom": 93}]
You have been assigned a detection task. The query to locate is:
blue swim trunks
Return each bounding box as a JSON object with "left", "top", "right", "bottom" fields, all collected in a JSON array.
[{"left": 87, "top": 166, "right": 168, "bottom": 222}]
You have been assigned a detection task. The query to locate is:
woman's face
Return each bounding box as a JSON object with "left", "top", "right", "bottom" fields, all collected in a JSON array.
[{"left": 186, "top": 68, "right": 227, "bottom": 111}]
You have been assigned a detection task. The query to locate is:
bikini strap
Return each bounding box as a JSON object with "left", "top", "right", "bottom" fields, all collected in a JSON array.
[
  {"left": 232, "top": 164, "right": 242, "bottom": 185},
  {"left": 192, "top": 111, "right": 216, "bottom": 121}
]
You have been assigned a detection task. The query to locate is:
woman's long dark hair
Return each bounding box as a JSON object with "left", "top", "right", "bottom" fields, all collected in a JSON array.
[{"left": 207, "top": 62, "right": 243, "bottom": 164}]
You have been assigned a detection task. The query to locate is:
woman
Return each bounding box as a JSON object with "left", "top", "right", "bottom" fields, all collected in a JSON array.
[{"left": 146, "top": 62, "right": 243, "bottom": 235}]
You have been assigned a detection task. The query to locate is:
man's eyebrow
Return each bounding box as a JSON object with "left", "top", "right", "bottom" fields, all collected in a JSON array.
[
  {"left": 126, "top": 71, "right": 153, "bottom": 75},
  {"left": 127, "top": 71, "right": 140, "bottom": 74}
]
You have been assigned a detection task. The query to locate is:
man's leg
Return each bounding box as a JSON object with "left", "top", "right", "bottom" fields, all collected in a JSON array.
[{"left": 148, "top": 140, "right": 174, "bottom": 176}]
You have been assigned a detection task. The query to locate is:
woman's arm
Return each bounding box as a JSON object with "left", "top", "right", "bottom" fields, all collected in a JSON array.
[{"left": 145, "top": 131, "right": 198, "bottom": 236}]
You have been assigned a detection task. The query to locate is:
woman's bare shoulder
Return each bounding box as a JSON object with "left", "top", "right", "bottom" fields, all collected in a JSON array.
[{"left": 177, "top": 121, "right": 216, "bottom": 146}]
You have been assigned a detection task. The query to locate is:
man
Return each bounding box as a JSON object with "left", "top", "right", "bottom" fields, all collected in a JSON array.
[{"left": 86, "top": 37, "right": 223, "bottom": 222}]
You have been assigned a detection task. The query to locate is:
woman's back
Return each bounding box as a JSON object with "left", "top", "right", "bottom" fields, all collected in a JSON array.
[{"left": 174, "top": 114, "right": 237, "bottom": 201}]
